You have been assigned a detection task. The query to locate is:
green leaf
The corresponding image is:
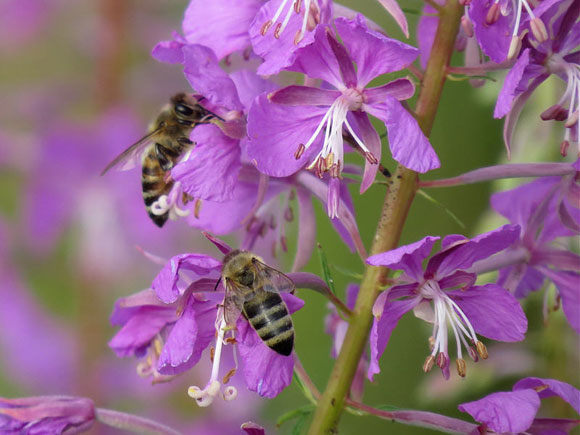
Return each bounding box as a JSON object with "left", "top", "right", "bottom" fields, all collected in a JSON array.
[
  {"left": 291, "top": 413, "right": 310, "bottom": 435},
  {"left": 276, "top": 405, "right": 315, "bottom": 428},
  {"left": 330, "top": 263, "right": 363, "bottom": 281},
  {"left": 317, "top": 243, "right": 336, "bottom": 294},
  {"left": 416, "top": 189, "right": 466, "bottom": 229}
]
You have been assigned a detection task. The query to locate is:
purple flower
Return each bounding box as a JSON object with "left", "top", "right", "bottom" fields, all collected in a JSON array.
[
  {"left": 489, "top": 176, "right": 580, "bottom": 332},
  {"left": 111, "top": 241, "right": 305, "bottom": 405},
  {"left": 459, "top": 377, "right": 580, "bottom": 433},
  {"left": 0, "top": 396, "right": 95, "bottom": 434},
  {"left": 366, "top": 224, "right": 527, "bottom": 380},
  {"left": 489, "top": 0, "right": 579, "bottom": 153},
  {"left": 247, "top": 16, "right": 438, "bottom": 216}
]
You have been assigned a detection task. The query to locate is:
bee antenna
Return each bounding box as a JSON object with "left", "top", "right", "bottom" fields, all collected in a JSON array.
[{"left": 214, "top": 277, "right": 222, "bottom": 291}]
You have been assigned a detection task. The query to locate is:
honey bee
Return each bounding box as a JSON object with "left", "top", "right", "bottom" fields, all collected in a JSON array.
[
  {"left": 101, "top": 93, "right": 219, "bottom": 227},
  {"left": 222, "top": 250, "right": 296, "bottom": 356}
]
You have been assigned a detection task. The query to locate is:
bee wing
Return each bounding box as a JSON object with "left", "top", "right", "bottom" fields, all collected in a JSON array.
[
  {"left": 100, "top": 127, "right": 162, "bottom": 176},
  {"left": 252, "top": 259, "right": 295, "bottom": 294},
  {"left": 223, "top": 279, "right": 244, "bottom": 327}
]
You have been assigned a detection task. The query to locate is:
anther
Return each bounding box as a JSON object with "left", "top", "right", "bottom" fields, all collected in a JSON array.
[
  {"left": 222, "top": 368, "right": 237, "bottom": 384},
  {"left": 507, "top": 35, "right": 523, "bottom": 60},
  {"left": 456, "top": 358, "right": 467, "bottom": 377},
  {"left": 280, "top": 235, "right": 288, "bottom": 252},
  {"left": 210, "top": 347, "right": 215, "bottom": 362},
  {"left": 274, "top": 23, "right": 283, "bottom": 39},
  {"left": 468, "top": 346, "right": 479, "bottom": 362},
  {"left": 294, "top": 0, "right": 302, "bottom": 13},
  {"left": 475, "top": 341, "right": 488, "bottom": 360},
  {"left": 560, "top": 140, "right": 570, "bottom": 157},
  {"left": 194, "top": 199, "right": 202, "bottom": 219},
  {"left": 485, "top": 3, "right": 501, "bottom": 25},
  {"left": 365, "top": 151, "right": 378, "bottom": 164},
  {"left": 436, "top": 352, "right": 448, "bottom": 369},
  {"left": 294, "top": 29, "right": 303, "bottom": 45},
  {"left": 530, "top": 18, "right": 548, "bottom": 43},
  {"left": 428, "top": 336, "right": 436, "bottom": 352},
  {"left": 541, "top": 105, "right": 567, "bottom": 121},
  {"left": 294, "top": 144, "right": 306, "bottom": 159},
  {"left": 423, "top": 355, "right": 435, "bottom": 373},
  {"left": 284, "top": 206, "right": 294, "bottom": 222},
  {"left": 461, "top": 15, "right": 474, "bottom": 38},
  {"left": 261, "top": 20, "right": 273, "bottom": 36},
  {"left": 224, "top": 337, "right": 237, "bottom": 345},
  {"left": 565, "top": 110, "right": 579, "bottom": 128}
]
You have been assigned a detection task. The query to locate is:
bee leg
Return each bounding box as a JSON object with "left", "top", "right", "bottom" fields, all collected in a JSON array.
[
  {"left": 177, "top": 137, "right": 193, "bottom": 145},
  {"left": 154, "top": 143, "right": 174, "bottom": 171}
]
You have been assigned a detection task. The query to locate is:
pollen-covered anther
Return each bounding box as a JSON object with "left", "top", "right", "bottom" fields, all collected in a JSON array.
[
  {"left": 461, "top": 15, "right": 474, "bottom": 38},
  {"left": 260, "top": 20, "right": 273, "bottom": 36},
  {"left": 565, "top": 110, "right": 579, "bottom": 128},
  {"left": 436, "top": 352, "right": 448, "bottom": 369},
  {"left": 507, "top": 34, "right": 523, "bottom": 60},
  {"left": 485, "top": 3, "right": 501, "bottom": 25},
  {"left": 194, "top": 199, "right": 202, "bottom": 219},
  {"left": 475, "top": 341, "right": 488, "bottom": 360},
  {"left": 530, "top": 17, "right": 548, "bottom": 43},
  {"left": 423, "top": 355, "right": 435, "bottom": 373},
  {"left": 224, "top": 337, "right": 237, "bottom": 345},
  {"left": 294, "top": 144, "right": 306, "bottom": 159},
  {"left": 222, "top": 368, "right": 237, "bottom": 384},
  {"left": 210, "top": 346, "right": 215, "bottom": 362},
  {"left": 456, "top": 358, "right": 467, "bottom": 377}
]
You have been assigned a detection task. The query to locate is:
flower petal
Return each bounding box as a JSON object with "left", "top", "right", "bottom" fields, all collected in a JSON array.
[
  {"left": 376, "top": 0, "right": 409, "bottom": 37},
  {"left": 334, "top": 16, "right": 418, "bottom": 87},
  {"left": 540, "top": 268, "right": 580, "bottom": 333},
  {"left": 448, "top": 283, "right": 527, "bottom": 342},
  {"left": 182, "top": 45, "right": 243, "bottom": 111},
  {"left": 365, "top": 96, "right": 439, "bottom": 173},
  {"left": 458, "top": 389, "right": 540, "bottom": 433},
  {"left": 182, "top": 0, "right": 261, "bottom": 60},
  {"left": 429, "top": 224, "right": 520, "bottom": 278},
  {"left": 416, "top": 2, "right": 441, "bottom": 69},
  {"left": 469, "top": 0, "right": 512, "bottom": 63},
  {"left": 364, "top": 78, "right": 416, "bottom": 105},
  {"left": 292, "top": 187, "right": 316, "bottom": 272},
  {"left": 348, "top": 111, "right": 381, "bottom": 193},
  {"left": 269, "top": 86, "right": 340, "bottom": 106},
  {"left": 514, "top": 377, "right": 580, "bottom": 413},
  {"left": 229, "top": 70, "right": 278, "bottom": 111},
  {"left": 151, "top": 36, "right": 185, "bottom": 64},
  {"left": 368, "top": 297, "right": 417, "bottom": 380},
  {"left": 247, "top": 93, "right": 326, "bottom": 177},
  {"left": 366, "top": 236, "right": 439, "bottom": 282},
  {"left": 172, "top": 125, "right": 241, "bottom": 202},
  {"left": 494, "top": 49, "right": 532, "bottom": 119}
]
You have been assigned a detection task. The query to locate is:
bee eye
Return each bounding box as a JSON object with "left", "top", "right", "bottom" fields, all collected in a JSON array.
[{"left": 175, "top": 103, "right": 194, "bottom": 116}]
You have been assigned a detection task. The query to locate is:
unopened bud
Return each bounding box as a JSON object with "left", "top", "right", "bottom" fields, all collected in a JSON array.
[
  {"left": 423, "top": 355, "right": 436, "bottom": 373},
  {"left": 461, "top": 15, "right": 474, "bottom": 38},
  {"left": 530, "top": 18, "right": 549, "bottom": 43},
  {"left": 485, "top": 3, "right": 501, "bottom": 25},
  {"left": 476, "top": 341, "right": 488, "bottom": 359},
  {"left": 507, "top": 35, "right": 522, "bottom": 60},
  {"left": 456, "top": 358, "right": 467, "bottom": 377}
]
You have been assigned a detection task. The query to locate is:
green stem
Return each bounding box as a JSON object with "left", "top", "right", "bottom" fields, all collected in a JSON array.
[{"left": 306, "top": 1, "right": 464, "bottom": 433}]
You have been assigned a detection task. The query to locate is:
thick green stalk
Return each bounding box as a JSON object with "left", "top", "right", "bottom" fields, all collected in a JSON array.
[{"left": 307, "top": 2, "right": 464, "bottom": 433}]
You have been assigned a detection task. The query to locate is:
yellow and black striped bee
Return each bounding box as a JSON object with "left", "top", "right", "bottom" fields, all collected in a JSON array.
[
  {"left": 101, "top": 93, "right": 218, "bottom": 227},
  {"left": 222, "top": 250, "right": 296, "bottom": 356}
]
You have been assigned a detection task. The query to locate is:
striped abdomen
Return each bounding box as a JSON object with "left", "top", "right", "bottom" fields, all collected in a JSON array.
[
  {"left": 141, "top": 146, "right": 172, "bottom": 227},
  {"left": 243, "top": 291, "right": 294, "bottom": 356}
]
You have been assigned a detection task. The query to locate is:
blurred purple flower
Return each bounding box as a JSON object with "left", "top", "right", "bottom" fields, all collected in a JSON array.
[
  {"left": 490, "top": 0, "right": 579, "bottom": 153},
  {"left": 459, "top": 377, "right": 580, "bottom": 433},
  {"left": 489, "top": 175, "right": 580, "bottom": 332},
  {"left": 247, "top": 16, "right": 436, "bottom": 217},
  {"left": 0, "top": 0, "right": 57, "bottom": 53},
  {"left": 366, "top": 224, "right": 526, "bottom": 380},
  {"left": 0, "top": 396, "right": 95, "bottom": 434}
]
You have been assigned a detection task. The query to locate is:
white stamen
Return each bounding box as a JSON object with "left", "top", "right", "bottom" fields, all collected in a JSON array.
[{"left": 150, "top": 182, "right": 191, "bottom": 219}]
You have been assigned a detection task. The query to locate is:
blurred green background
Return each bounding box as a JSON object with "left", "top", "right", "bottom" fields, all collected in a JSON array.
[{"left": 0, "top": 0, "right": 577, "bottom": 434}]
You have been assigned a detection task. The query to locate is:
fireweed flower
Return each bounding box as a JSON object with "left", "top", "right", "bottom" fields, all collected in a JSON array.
[
  {"left": 0, "top": 396, "right": 95, "bottom": 434},
  {"left": 248, "top": 16, "right": 438, "bottom": 217},
  {"left": 188, "top": 164, "right": 366, "bottom": 270},
  {"left": 459, "top": 377, "right": 580, "bottom": 433},
  {"left": 469, "top": 0, "right": 551, "bottom": 63},
  {"left": 491, "top": 0, "right": 580, "bottom": 153},
  {"left": 367, "top": 224, "right": 527, "bottom": 380},
  {"left": 111, "top": 242, "right": 305, "bottom": 406},
  {"left": 486, "top": 175, "right": 580, "bottom": 332}
]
